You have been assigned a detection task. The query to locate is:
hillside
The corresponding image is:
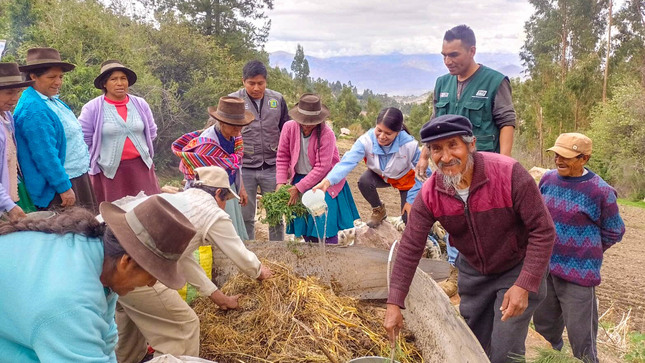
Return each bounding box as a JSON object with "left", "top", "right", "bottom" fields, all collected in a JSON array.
[{"left": 270, "top": 51, "right": 523, "bottom": 96}]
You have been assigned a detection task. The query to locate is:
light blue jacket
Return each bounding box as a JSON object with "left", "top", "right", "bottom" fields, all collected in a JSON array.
[
  {"left": 326, "top": 129, "right": 423, "bottom": 204},
  {"left": 0, "top": 231, "right": 118, "bottom": 362}
]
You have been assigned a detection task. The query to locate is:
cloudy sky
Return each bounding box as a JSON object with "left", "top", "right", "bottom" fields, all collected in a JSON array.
[{"left": 264, "top": 0, "right": 536, "bottom": 57}]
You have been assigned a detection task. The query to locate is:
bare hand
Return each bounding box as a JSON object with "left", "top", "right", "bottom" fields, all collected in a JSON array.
[
  {"left": 401, "top": 202, "right": 412, "bottom": 217},
  {"left": 287, "top": 186, "right": 300, "bottom": 206},
  {"left": 257, "top": 264, "right": 273, "bottom": 281},
  {"left": 500, "top": 285, "right": 529, "bottom": 321},
  {"left": 210, "top": 290, "right": 241, "bottom": 310},
  {"left": 7, "top": 205, "right": 26, "bottom": 221},
  {"left": 276, "top": 183, "right": 285, "bottom": 191},
  {"left": 239, "top": 187, "right": 248, "bottom": 207},
  {"left": 60, "top": 188, "right": 76, "bottom": 207},
  {"left": 383, "top": 303, "right": 404, "bottom": 343},
  {"left": 415, "top": 146, "right": 430, "bottom": 182},
  {"left": 312, "top": 179, "right": 331, "bottom": 193}
]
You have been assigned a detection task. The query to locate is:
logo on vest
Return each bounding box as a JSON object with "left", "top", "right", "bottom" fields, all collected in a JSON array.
[
  {"left": 440, "top": 92, "right": 449, "bottom": 98},
  {"left": 244, "top": 103, "right": 249, "bottom": 109},
  {"left": 475, "top": 90, "right": 488, "bottom": 97},
  {"left": 268, "top": 99, "right": 278, "bottom": 108}
]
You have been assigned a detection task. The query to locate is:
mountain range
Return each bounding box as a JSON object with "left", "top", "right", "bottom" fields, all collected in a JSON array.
[{"left": 269, "top": 51, "right": 524, "bottom": 97}]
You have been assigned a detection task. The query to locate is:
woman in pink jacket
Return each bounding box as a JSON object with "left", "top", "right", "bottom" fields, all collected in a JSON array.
[{"left": 276, "top": 94, "right": 359, "bottom": 244}]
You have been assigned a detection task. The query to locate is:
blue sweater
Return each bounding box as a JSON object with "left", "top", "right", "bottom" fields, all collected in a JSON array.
[
  {"left": 13, "top": 87, "right": 71, "bottom": 207},
  {"left": 539, "top": 169, "right": 625, "bottom": 286},
  {"left": 0, "top": 231, "right": 118, "bottom": 362}
]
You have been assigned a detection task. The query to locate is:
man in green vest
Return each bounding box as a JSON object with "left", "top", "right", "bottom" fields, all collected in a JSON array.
[
  {"left": 413, "top": 24, "right": 517, "bottom": 299},
  {"left": 416, "top": 24, "right": 516, "bottom": 178}
]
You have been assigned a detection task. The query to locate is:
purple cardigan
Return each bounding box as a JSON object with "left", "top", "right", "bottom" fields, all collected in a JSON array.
[
  {"left": 0, "top": 112, "right": 16, "bottom": 212},
  {"left": 78, "top": 94, "right": 157, "bottom": 175},
  {"left": 276, "top": 120, "right": 345, "bottom": 198}
]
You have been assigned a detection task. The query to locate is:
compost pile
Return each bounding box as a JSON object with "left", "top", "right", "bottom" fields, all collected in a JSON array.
[{"left": 192, "top": 261, "right": 423, "bottom": 362}]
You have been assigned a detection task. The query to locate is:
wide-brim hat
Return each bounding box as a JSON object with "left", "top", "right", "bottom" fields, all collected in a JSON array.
[
  {"left": 546, "top": 132, "right": 592, "bottom": 158},
  {"left": 19, "top": 47, "right": 75, "bottom": 73},
  {"left": 289, "top": 93, "right": 329, "bottom": 125},
  {"left": 100, "top": 196, "right": 196, "bottom": 289},
  {"left": 208, "top": 96, "right": 254, "bottom": 126},
  {"left": 94, "top": 59, "right": 137, "bottom": 89},
  {"left": 0, "top": 62, "right": 34, "bottom": 90},
  {"left": 194, "top": 166, "right": 240, "bottom": 201}
]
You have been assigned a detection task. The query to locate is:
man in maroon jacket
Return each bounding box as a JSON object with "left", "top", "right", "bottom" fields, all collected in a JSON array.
[{"left": 384, "top": 115, "right": 555, "bottom": 363}]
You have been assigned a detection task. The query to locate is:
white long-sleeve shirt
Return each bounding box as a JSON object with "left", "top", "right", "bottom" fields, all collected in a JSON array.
[{"left": 115, "top": 189, "right": 261, "bottom": 296}]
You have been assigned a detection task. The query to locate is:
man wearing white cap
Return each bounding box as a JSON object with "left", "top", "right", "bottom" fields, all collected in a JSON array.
[{"left": 109, "top": 166, "right": 273, "bottom": 362}]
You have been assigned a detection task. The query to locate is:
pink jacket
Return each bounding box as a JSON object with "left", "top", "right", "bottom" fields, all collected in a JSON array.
[{"left": 276, "top": 120, "right": 346, "bottom": 198}]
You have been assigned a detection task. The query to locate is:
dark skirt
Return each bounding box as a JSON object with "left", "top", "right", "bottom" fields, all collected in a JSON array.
[
  {"left": 90, "top": 157, "right": 161, "bottom": 203},
  {"left": 44, "top": 172, "right": 98, "bottom": 214}
]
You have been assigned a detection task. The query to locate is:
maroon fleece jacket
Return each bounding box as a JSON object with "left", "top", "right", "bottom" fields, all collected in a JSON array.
[{"left": 388, "top": 152, "right": 555, "bottom": 308}]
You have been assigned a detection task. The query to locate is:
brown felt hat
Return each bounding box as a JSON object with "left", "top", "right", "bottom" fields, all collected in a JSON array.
[
  {"left": 100, "top": 195, "right": 196, "bottom": 289},
  {"left": 207, "top": 96, "right": 254, "bottom": 126},
  {"left": 18, "top": 47, "right": 75, "bottom": 73},
  {"left": 0, "top": 62, "right": 34, "bottom": 90},
  {"left": 94, "top": 59, "right": 137, "bottom": 89},
  {"left": 547, "top": 133, "right": 592, "bottom": 158},
  {"left": 288, "top": 93, "right": 329, "bottom": 126}
]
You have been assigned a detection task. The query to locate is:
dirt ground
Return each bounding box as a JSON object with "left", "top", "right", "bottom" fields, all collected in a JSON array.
[{"left": 250, "top": 138, "right": 645, "bottom": 361}]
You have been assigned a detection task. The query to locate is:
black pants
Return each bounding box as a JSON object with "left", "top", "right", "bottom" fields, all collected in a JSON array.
[
  {"left": 533, "top": 273, "right": 599, "bottom": 363},
  {"left": 357, "top": 169, "right": 408, "bottom": 223},
  {"left": 457, "top": 256, "right": 547, "bottom": 363}
]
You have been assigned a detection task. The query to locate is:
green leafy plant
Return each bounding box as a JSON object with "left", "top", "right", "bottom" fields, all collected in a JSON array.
[
  {"left": 626, "top": 332, "right": 645, "bottom": 362},
  {"left": 259, "top": 185, "right": 308, "bottom": 227}
]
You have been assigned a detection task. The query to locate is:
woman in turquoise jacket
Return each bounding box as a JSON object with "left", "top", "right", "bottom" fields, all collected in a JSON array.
[{"left": 0, "top": 196, "right": 196, "bottom": 362}]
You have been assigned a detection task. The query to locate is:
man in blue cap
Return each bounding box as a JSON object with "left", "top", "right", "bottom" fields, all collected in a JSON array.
[{"left": 384, "top": 115, "right": 555, "bottom": 363}]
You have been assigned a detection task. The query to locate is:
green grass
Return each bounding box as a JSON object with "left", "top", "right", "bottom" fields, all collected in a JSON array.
[
  {"left": 617, "top": 198, "right": 645, "bottom": 209},
  {"left": 519, "top": 348, "right": 583, "bottom": 363}
]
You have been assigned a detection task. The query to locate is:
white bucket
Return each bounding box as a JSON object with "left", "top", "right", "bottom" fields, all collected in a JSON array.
[{"left": 301, "top": 189, "right": 327, "bottom": 217}]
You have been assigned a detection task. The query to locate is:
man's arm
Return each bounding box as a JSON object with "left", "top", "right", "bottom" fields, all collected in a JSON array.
[
  {"left": 387, "top": 191, "right": 436, "bottom": 308},
  {"left": 492, "top": 79, "right": 516, "bottom": 157},
  {"left": 510, "top": 163, "right": 555, "bottom": 293}
]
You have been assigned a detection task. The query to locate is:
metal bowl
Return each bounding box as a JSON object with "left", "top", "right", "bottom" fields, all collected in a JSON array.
[{"left": 349, "top": 357, "right": 400, "bottom": 363}]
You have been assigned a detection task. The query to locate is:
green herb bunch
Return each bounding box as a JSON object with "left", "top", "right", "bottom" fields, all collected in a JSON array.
[{"left": 260, "top": 185, "right": 308, "bottom": 227}]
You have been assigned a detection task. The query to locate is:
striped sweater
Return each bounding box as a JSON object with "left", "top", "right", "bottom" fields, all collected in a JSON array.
[{"left": 539, "top": 169, "right": 625, "bottom": 286}]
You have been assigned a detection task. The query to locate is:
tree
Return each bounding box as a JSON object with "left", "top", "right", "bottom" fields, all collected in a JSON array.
[
  {"left": 611, "top": 0, "right": 645, "bottom": 84},
  {"left": 141, "top": 0, "right": 273, "bottom": 55},
  {"left": 290, "top": 44, "right": 309, "bottom": 93},
  {"left": 330, "top": 85, "right": 361, "bottom": 129}
]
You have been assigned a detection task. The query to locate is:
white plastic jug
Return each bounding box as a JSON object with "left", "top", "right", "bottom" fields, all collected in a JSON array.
[{"left": 301, "top": 189, "right": 327, "bottom": 217}]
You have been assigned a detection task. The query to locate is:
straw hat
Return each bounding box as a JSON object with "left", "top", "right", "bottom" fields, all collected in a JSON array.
[
  {"left": 0, "top": 62, "right": 34, "bottom": 90},
  {"left": 18, "top": 47, "right": 75, "bottom": 72},
  {"left": 100, "top": 195, "right": 196, "bottom": 289},
  {"left": 288, "top": 93, "right": 329, "bottom": 126},
  {"left": 207, "top": 96, "right": 254, "bottom": 126},
  {"left": 94, "top": 59, "right": 137, "bottom": 89}
]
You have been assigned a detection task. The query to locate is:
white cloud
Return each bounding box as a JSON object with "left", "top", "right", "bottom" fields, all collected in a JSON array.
[{"left": 265, "top": 0, "right": 535, "bottom": 57}]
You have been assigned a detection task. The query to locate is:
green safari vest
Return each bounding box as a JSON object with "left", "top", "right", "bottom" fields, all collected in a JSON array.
[{"left": 434, "top": 65, "right": 506, "bottom": 152}]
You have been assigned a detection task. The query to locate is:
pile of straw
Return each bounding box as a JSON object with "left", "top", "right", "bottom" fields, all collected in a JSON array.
[{"left": 192, "top": 261, "right": 423, "bottom": 362}]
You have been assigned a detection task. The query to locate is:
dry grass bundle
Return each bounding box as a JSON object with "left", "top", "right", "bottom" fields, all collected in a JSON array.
[{"left": 192, "top": 261, "right": 423, "bottom": 362}]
